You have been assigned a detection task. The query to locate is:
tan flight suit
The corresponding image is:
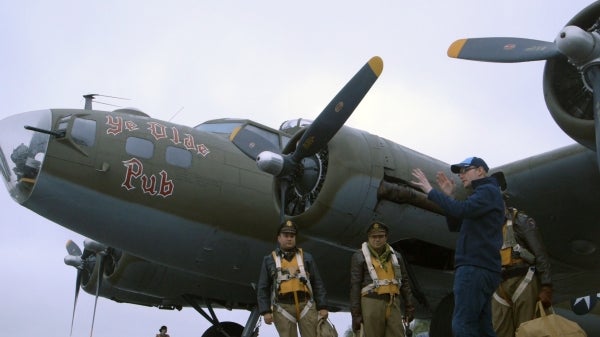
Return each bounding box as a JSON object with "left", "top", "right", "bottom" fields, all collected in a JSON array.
[
  {"left": 273, "top": 301, "right": 318, "bottom": 337},
  {"left": 272, "top": 251, "right": 318, "bottom": 337},
  {"left": 350, "top": 243, "right": 413, "bottom": 337},
  {"left": 492, "top": 207, "right": 552, "bottom": 337}
]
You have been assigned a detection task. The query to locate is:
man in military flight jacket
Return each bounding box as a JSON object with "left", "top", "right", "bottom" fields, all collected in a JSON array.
[
  {"left": 256, "top": 220, "right": 328, "bottom": 337},
  {"left": 350, "top": 221, "right": 414, "bottom": 337}
]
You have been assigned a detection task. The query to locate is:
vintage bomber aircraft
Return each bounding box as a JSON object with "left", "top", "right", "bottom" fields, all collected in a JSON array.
[{"left": 3, "top": 3, "right": 600, "bottom": 336}]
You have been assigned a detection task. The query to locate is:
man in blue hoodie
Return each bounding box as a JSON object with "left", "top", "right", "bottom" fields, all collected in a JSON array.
[{"left": 412, "top": 157, "right": 504, "bottom": 337}]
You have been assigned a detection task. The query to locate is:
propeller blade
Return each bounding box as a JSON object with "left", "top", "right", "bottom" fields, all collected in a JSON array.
[
  {"left": 70, "top": 269, "right": 82, "bottom": 336},
  {"left": 279, "top": 179, "right": 288, "bottom": 224},
  {"left": 65, "top": 240, "right": 83, "bottom": 337},
  {"left": 66, "top": 239, "right": 82, "bottom": 256},
  {"left": 89, "top": 253, "right": 105, "bottom": 337},
  {"left": 447, "top": 37, "right": 561, "bottom": 63},
  {"left": 291, "top": 56, "right": 383, "bottom": 162}
]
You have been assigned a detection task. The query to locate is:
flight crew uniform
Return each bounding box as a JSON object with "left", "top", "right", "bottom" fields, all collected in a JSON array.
[
  {"left": 257, "top": 247, "right": 328, "bottom": 337},
  {"left": 350, "top": 226, "right": 414, "bottom": 337},
  {"left": 492, "top": 207, "right": 553, "bottom": 337}
]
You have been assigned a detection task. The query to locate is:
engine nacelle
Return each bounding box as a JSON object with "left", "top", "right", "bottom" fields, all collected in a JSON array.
[
  {"left": 79, "top": 250, "right": 201, "bottom": 307},
  {"left": 543, "top": 1, "right": 600, "bottom": 150}
]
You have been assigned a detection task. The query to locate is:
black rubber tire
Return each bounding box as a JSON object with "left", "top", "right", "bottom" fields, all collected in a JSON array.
[
  {"left": 202, "top": 321, "right": 244, "bottom": 337},
  {"left": 429, "top": 293, "right": 454, "bottom": 337}
]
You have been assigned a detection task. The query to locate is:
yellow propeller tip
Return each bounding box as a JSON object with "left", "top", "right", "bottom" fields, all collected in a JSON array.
[
  {"left": 447, "top": 39, "right": 467, "bottom": 58},
  {"left": 368, "top": 56, "right": 384, "bottom": 77}
]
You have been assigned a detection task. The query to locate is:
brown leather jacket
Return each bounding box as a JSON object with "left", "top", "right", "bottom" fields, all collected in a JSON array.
[
  {"left": 349, "top": 245, "right": 413, "bottom": 316},
  {"left": 509, "top": 207, "right": 552, "bottom": 286}
]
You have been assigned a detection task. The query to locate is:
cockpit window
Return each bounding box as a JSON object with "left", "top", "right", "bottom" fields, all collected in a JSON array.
[
  {"left": 125, "top": 137, "right": 154, "bottom": 159},
  {"left": 244, "top": 124, "right": 280, "bottom": 149},
  {"left": 280, "top": 118, "right": 313, "bottom": 133},
  {"left": 194, "top": 122, "right": 242, "bottom": 135},
  {"left": 71, "top": 118, "right": 96, "bottom": 147},
  {"left": 281, "top": 135, "right": 291, "bottom": 149}
]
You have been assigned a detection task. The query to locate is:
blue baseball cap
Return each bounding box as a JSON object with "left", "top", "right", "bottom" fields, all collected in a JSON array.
[{"left": 450, "top": 157, "right": 489, "bottom": 173}]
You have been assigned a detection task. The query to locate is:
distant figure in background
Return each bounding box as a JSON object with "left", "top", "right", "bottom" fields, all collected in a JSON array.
[
  {"left": 156, "top": 325, "right": 170, "bottom": 337},
  {"left": 491, "top": 172, "right": 553, "bottom": 337}
]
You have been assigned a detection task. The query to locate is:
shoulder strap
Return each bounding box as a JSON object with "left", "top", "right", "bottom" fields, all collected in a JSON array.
[
  {"left": 295, "top": 248, "right": 314, "bottom": 296},
  {"left": 361, "top": 242, "right": 379, "bottom": 282},
  {"left": 501, "top": 208, "right": 518, "bottom": 249},
  {"left": 360, "top": 242, "right": 401, "bottom": 294}
]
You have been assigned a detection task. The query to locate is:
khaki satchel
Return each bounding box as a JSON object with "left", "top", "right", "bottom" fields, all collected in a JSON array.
[
  {"left": 516, "top": 301, "right": 587, "bottom": 337},
  {"left": 316, "top": 317, "right": 338, "bottom": 337}
]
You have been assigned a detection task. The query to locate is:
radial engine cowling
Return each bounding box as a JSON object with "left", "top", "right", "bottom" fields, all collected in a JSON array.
[{"left": 543, "top": 1, "right": 600, "bottom": 150}]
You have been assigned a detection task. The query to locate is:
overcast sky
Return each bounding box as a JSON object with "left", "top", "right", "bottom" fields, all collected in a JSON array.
[{"left": 0, "top": 1, "right": 594, "bottom": 336}]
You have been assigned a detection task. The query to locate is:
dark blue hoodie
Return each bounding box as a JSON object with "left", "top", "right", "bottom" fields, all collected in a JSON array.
[{"left": 428, "top": 176, "right": 504, "bottom": 273}]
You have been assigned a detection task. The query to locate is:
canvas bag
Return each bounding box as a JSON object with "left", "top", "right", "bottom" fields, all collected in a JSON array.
[
  {"left": 516, "top": 301, "right": 587, "bottom": 337},
  {"left": 316, "top": 317, "right": 338, "bottom": 337}
]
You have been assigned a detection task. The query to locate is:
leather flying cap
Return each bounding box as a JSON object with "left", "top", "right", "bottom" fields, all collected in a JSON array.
[
  {"left": 450, "top": 156, "right": 489, "bottom": 173},
  {"left": 367, "top": 221, "right": 389, "bottom": 235},
  {"left": 279, "top": 220, "right": 298, "bottom": 234}
]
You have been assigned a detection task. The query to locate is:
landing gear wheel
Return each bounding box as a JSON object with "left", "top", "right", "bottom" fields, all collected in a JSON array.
[
  {"left": 429, "top": 293, "right": 453, "bottom": 337},
  {"left": 201, "top": 321, "right": 244, "bottom": 337}
]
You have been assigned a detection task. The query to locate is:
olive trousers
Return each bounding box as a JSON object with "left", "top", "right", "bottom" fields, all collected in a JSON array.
[
  {"left": 492, "top": 273, "right": 541, "bottom": 337},
  {"left": 361, "top": 295, "right": 405, "bottom": 337},
  {"left": 273, "top": 301, "right": 318, "bottom": 337}
]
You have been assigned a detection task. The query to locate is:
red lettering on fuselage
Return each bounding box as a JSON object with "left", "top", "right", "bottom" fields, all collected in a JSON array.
[
  {"left": 140, "top": 174, "right": 157, "bottom": 195},
  {"left": 121, "top": 158, "right": 175, "bottom": 198},
  {"left": 197, "top": 143, "right": 210, "bottom": 157},
  {"left": 105, "top": 115, "right": 211, "bottom": 159},
  {"left": 170, "top": 127, "right": 181, "bottom": 145},
  {"left": 121, "top": 158, "right": 143, "bottom": 190},
  {"left": 147, "top": 122, "right": 168, "bottom": 140},
  {"left": 183, "top": 133, "right": 196, "bottom": 151},
  {"left": 157, "top": 170, "right": 174, "bottom": 197},
  {"left": 124, "top": 120, "right": 139, "bottom": 131},
  {"left": 106, "top": 116, "right": 123, "bottom": 135}
]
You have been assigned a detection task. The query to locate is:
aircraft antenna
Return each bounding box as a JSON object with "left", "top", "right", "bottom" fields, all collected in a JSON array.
[
  {"left": 168, "top": 106, "right": 185, "bottom": 122},
  {"left": 83, "top": 94, "right": 129, "bottom": 110}
]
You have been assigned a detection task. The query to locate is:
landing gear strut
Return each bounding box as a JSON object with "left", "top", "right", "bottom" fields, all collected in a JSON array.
[{"left": 182, "top": 295, "right": 259, "bottom": 337}]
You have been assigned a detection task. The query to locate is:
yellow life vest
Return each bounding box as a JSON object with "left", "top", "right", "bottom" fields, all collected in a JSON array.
[
  {"left": 272, "top": 249, "right": 311, "bottom": 295},
  {"left": 369, "top": 255, "right": 400, "bottom": 295},
  {"left": 360, "top": 242, "right": 401, "bottom": 295},
  {"left": 500, "top": 218, "right": 517, "bottom": 266}
]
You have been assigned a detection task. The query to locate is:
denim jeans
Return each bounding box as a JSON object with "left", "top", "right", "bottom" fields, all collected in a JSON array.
[{"left": 452, "top": 265, "right": 501, "bottom": 337}]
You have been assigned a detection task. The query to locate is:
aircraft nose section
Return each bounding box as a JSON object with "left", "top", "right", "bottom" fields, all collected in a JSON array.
[{"left": 0, "top": 110, "right": 51, "bottom": 203}]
